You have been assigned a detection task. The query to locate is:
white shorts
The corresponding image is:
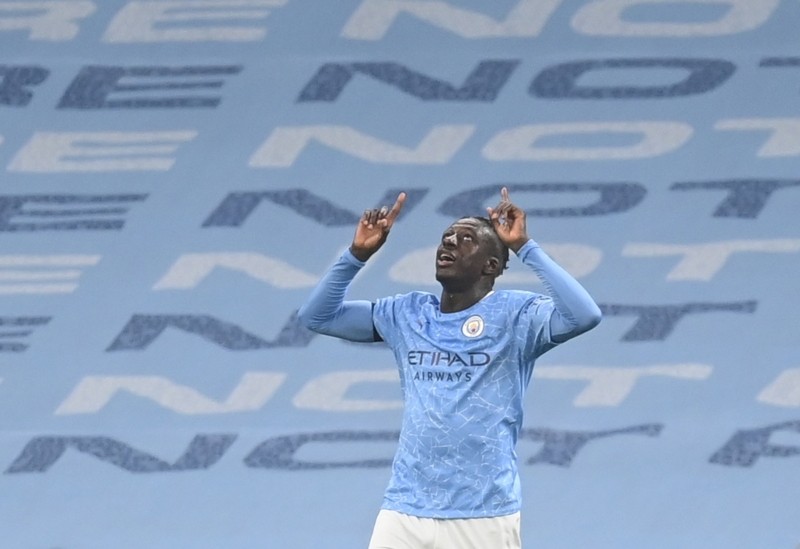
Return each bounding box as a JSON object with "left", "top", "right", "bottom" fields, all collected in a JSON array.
[{"left": 367, "top": 509, "right": 522, "bottom": 549}]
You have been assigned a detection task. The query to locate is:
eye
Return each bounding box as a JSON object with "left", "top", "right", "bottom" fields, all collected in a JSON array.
[{"left": 463, "top": 235, "right": 473, "bottom": 241}]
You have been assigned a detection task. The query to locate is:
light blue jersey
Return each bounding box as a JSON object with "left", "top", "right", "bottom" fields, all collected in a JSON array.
[
  {"left": 373, "top": 289, "right": 557, "bottom": 519},
  {"left": 298, "top": 239, "right": 602, "bottom": 521}
]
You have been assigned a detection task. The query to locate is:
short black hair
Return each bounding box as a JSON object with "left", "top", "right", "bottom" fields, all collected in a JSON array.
[{"left": 462, "top": 216, "right": 509, "bottom": 272}]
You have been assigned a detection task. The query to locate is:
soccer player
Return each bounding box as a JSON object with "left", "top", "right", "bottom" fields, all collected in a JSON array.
[{"left": 298, "top": 187, "right": 602, "bottom": 548}]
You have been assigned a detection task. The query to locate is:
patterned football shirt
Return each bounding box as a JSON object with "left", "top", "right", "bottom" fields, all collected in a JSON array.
[{"left": 372, "top": 287, "right": 557, "bottom": 519}]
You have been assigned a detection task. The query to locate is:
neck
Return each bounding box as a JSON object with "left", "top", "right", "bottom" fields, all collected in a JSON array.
[{"left": 439, "top": 281, "right": 494, "bottom": 313}]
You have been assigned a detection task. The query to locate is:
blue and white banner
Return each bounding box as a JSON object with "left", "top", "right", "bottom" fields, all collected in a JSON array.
[{"left": 1, "top": 1, "right": 799, "bottom": 547}]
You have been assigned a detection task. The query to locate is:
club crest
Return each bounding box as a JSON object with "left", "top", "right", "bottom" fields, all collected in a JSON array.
[{"left": 461, "top": 315, "right": 485, "bottom": 338}]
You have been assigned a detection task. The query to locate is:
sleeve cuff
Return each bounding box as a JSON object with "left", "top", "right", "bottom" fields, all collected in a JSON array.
[
  {"left": 342, "top": 247, "right": 367, "bottom": 268},
  {"left": 515, "top": 239, "right": 539, "bottom": 258}
]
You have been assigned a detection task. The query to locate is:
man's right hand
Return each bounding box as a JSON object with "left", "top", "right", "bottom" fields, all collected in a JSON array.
[{"left": 350, "top": 192, "right": 406, "bottom": 262}]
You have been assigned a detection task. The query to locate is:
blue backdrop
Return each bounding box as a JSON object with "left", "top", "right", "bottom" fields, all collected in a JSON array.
[{"left": 1, "top": 1, "right": 799, "bottom": 547}]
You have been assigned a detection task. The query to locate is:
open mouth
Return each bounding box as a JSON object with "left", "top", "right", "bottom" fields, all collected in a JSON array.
[{"left": 436, "top": 251, "right": 455, "bottom": 267}]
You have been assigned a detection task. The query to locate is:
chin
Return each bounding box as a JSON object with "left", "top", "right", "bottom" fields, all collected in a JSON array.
[
  {"left": 435, "top": 268, "right": 460, "bottom": 286},
  {"left": 435, "top": 270, "right": 451, "bottom": 284}
]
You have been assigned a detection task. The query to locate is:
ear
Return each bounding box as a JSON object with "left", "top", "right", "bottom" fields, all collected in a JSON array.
[{"left": 483, "top": 256, "right": 501, "bottom": 277}]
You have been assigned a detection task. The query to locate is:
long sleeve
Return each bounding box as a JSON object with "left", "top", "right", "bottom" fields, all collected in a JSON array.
[
  {"left": 516, "top": 239, "right": 602, "bottom": 343},
  {"left": 297, "top": 248, "right": 377, "bottom": 342}
]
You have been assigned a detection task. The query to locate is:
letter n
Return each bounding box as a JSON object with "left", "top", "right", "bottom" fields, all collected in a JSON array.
[
  {"left": 297, "top": 60, "right": 518, "bottom": 102},
  {"left": 105, "top": 313, "right": 315, "bottom": 351},
  {"left": 5, "top": 434, "right": 236, "bottom": 473}
]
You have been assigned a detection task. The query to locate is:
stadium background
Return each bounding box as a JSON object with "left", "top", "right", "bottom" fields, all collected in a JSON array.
[{"left": 0, "top": 1, "right": 799, "bottom": 547}]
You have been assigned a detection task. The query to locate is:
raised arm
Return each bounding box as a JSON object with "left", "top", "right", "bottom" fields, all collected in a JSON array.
[
  {"left": 488, "top": 187, "right": 601, "bottom": 343},
  {"left": 297, "top": 192, "right": 406, "bottom": 342}
]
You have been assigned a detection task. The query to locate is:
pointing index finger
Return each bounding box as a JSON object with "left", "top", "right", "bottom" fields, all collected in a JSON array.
[
  {"left": 386, "top": 192, "right": 407, "bottom": 222},
  {"left": 500, "top": 186, "right": 510, "bottom": 203}
]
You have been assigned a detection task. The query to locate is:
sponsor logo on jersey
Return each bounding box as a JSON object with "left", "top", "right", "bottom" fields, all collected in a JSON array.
[{"left": 407, "top": 350, "right": 490, "bottom": 367}]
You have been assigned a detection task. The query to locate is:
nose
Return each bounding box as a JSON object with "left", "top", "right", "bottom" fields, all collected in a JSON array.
[{"left": 444, "top": 233, "right": 457, "bottom": 247}]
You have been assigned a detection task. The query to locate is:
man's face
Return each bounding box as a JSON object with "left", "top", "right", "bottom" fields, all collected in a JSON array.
[{"left": 435, "top": 218, "right": 497, "bottom": 287}]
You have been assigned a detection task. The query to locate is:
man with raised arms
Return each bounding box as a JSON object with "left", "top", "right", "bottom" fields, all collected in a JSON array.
[{"left": 298, "top": 187, "right": 602, "bottom": 548}]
